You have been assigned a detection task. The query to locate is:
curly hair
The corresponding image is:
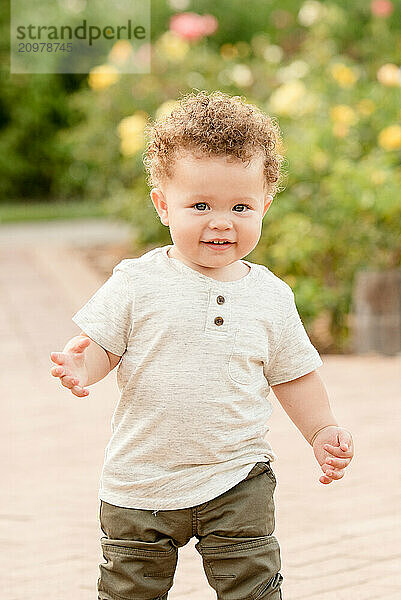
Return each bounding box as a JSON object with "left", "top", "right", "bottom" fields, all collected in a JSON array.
[{"left": 143, "top": 90, "right": 286, "bottom": 197}]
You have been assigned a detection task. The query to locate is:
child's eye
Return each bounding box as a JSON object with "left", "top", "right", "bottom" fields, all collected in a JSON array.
[
  {"left": 233, "top": 204, "right": 252, "bottom": 212},
  {"left": 192, "top": 203, "right": 251, "bottom": 212}
]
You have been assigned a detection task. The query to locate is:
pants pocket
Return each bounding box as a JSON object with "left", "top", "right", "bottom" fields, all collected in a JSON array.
[
  {"left": 98, "top": 536, "right": 178, "bottom": 600},
  {"left": 196, "top": 533, "right": 282, "bottom": 600},
  {"left": 262, "top": 462, "right": 277, "bottom": 487}
]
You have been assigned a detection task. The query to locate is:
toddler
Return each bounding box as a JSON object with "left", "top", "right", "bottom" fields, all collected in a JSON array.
[{"left": 50, "top": 91, "right": 354, "bottom": 600}]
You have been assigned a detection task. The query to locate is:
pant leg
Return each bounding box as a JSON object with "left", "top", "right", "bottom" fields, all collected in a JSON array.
[
  {"left": 194, "top": 462, "right": 283, "bottom": 600},
  {"left": 97, "top": 500, "right": 193, "bottom": 600}
]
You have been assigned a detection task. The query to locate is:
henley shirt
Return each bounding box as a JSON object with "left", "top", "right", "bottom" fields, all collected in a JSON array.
[{"left": 72, "top": 244, "right": 323, "bottom": 510}]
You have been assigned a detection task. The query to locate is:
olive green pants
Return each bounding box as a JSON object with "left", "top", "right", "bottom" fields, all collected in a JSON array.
[{"left": 98, "top": 461, "right": 283, "bottom": 600}]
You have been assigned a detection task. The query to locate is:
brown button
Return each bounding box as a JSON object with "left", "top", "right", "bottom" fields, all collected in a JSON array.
[
  {"left": 214, "top": 316, "right": 224, "bottom": 326},
  {"left": 216, "top": 295, "right": 225, "bottom": 305}
]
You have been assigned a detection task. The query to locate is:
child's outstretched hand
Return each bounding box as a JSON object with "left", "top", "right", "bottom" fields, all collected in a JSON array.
[
  {"left": 50, "top": 336, "right": 91, "bottom": 397},
  {"left": 312, "top": 425, "right": 354, "bottom": 485}
]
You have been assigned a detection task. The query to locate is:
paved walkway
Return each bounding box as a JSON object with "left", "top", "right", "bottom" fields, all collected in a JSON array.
[
  {"left": 2, "top": 219, "right": 400, "bottom": 600},
  {"left": 0, "top": 217, "right": 133, "bottom": 248}
]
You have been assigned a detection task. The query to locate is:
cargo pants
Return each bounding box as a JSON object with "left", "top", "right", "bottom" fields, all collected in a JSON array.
[{"left": 97, "top": 461, "right": 283, "bottom": 599}]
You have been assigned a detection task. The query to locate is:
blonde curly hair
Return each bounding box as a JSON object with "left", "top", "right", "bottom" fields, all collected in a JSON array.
[{"left": 143, "top": 90, "right": 285, "bottom": 197}]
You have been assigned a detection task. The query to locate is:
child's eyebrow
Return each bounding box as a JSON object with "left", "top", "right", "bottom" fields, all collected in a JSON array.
[{"left": 188, "top": 194, "right": 257, "bottom": 202}]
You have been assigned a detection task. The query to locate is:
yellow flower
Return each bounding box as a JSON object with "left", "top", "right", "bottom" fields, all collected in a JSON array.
[
  {"left": 376, "top": 63, "right": 401, "bottom": 87},
  {"left": 370, "top": 170, "right": 387, "bottom": 185},
  {"left": 118, "top": 112, "right": 147, "bottom": 138},
  {"left": 120, "top": 137, "right": 145, "bottom": 156},
  {"left": 108, "top": 41, "right": 133, "bottom": 66},
  {"left": 330, "top": 105, "right": 357, "bottom": 126},
  {"left": 88, "top": 65, "right": 120, "bottom": 90},
  {"left": 357, "top": 99, "right": 376, "bottom": 116},
  {"left": 268, "top": 80, "right": 306, "bottom": 116},
  {"left": 117, "top": 112, "right": 148, "bottom": 156},
  {"left": 330, "top": 63, "right": 358, "bottom": 87},
  {"left": 230, "top": 64, "right": 254, "bottom": 87},
  {"left": 155, "top": 100, "right": 179, "bottom": 121},
  {"left": 332, "top": 122, "right": 349, "bottom": 138},
  {"left": 220, "top": 43, "right": 238, "bottom": 60},
  {"left": 378, "top": 125, "right": 401, "bottom": 151},
  {"left": 157, "top": 31, "right": 189, "bottom": 61}
]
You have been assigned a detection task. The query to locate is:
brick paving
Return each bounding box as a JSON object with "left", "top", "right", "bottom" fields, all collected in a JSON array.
[{"left": 2, "top": 222, "right": 400, "bottom": 599}]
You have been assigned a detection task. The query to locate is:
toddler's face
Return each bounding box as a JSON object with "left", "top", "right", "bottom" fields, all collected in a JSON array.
[{"left": 151, "top": 150, "right": 273, "bottom": 278}]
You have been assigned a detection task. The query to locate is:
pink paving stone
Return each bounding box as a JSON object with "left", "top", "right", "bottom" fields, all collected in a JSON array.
[{"left": 1, "top": 237, "right": 400, "bottom": 600}]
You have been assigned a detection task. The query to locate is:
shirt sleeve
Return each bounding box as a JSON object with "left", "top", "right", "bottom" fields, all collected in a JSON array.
[
  {"left": 71, "top": 264, "right": 133, "bottom": 356},
  {"left": 264, "top": 290, "right": 323, "bottom": 386}
]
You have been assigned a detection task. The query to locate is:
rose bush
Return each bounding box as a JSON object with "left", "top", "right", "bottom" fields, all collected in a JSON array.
[{"left": 3, "top": 0, "right": 400, "bottom": 352}]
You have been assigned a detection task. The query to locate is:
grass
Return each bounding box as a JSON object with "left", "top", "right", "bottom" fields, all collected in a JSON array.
[{"left": 0, "top": 200, "right": 108, "bottom": 224}]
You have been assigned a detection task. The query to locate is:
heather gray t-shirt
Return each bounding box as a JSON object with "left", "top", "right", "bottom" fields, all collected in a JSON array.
[{"left": 72, "top": 244, "right": 323, "bottom": 510}]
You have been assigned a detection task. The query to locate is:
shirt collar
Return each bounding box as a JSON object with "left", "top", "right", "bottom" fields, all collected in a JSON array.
[{"left": 161, "top": 244, "right": 258, "bottom": 288}]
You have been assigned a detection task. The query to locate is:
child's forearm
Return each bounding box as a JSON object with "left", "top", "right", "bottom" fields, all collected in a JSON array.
[
  {"left": 63, "top": 335, "right": 111, "bottom": 385},
  {"left": 271, "top": 370, "right": 338, "bottom": 445}
]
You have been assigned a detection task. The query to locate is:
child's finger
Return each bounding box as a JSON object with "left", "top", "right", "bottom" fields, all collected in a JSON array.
[
  {"left": 322, "top": 462, "right": 342, "bottom": 477},
  {"left": 71, "top": 385, "right": 89, "bottom": 397},
  {"left": 319, "top": 474, "right": 333, "bottom": 484},
  {"left": 337, "top": 429, "right": 352, "bottom": 452},
  {"left": 324, "top": 443, "right": 352, "bottom": 458},
  {"left": 59, "top": 374, "right": 89, "bottom": 396},
  {"left": 325, "top": 468, "right": 345, "bottom": 480},
  {"left": 50, "top": 351, "right": 64, "bottom": 365},
  {"left": 71, "top": 337, "right": 91, "bottom": 353},
  {"left": 338, "top": 438, "right": 351, "bottom": 453},
  {"left": 325, "top": 457, "right": 350, "bottom": 469},
  {"left": 51, "top": 366, "right": 64, "bottom": 377},
  {"left": 61, "top": 375, "right": 77, "bottom": 389}
]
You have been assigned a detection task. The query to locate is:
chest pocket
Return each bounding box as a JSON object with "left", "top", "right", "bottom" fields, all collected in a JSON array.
[{"left": 228, "top": 324, "right": 267, "bottom": 385}]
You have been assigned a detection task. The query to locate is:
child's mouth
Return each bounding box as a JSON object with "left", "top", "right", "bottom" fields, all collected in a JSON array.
[{"left": 202, "top": 241, "right": 234, "bottom": 250}]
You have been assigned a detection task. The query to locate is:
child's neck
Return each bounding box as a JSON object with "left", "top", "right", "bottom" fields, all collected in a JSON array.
[{"left": 167, "top": 246, "right": 250, "bottom": 282}]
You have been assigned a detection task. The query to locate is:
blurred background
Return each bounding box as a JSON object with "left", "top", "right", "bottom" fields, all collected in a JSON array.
[
  {"left": 1, "top": 0, "right": 401, "bottom": 354},
  {"left": 2, "top": 3, "right": 401, "bottom": 599}
]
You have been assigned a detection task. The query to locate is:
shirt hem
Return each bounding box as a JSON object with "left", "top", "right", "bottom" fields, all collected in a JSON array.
[
  {"left": 98, "top": 457, "right": 275, "bottom": 510},
  {"left": 71, "top": 315, "right": 125, "bottom": 356},
  {"left": 268, "top": 357, "right": 323, "bottom": 386}
]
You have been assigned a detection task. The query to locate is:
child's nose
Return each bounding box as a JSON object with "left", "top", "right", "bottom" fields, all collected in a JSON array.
[{"left": 208, "top": 214, "right": 233, "bottom": 228}]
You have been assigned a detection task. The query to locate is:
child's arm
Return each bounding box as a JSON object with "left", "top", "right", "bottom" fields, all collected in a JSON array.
[
  {"left": 50, "top": 333, "right": 122, "bottom": 397},
  {"left": 272, "top": 370, "right": 354, "bottom": 485}
]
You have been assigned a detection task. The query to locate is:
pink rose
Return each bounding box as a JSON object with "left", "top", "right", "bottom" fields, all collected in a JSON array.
[
  {"left": 371, "top": 0, "right": 394, "bottom": 17},
  {"left": 169, "top": 12, "right": 218, "bottom": 41}
]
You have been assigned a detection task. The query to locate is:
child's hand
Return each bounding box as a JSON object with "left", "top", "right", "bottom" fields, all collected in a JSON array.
[
  {"left": 312, "top": 426, "right": 354, "bottom": 485},
  {"left": 50, "top": 336, "right": 91, "bottom": 397}
]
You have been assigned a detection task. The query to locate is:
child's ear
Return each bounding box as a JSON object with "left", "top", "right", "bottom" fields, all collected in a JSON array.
[
  {"left": 150, "top": 188, "right": 169, "bottom": 226},
  {"left": 262, "top": 194, "right": 274, "bottom": 217}
]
